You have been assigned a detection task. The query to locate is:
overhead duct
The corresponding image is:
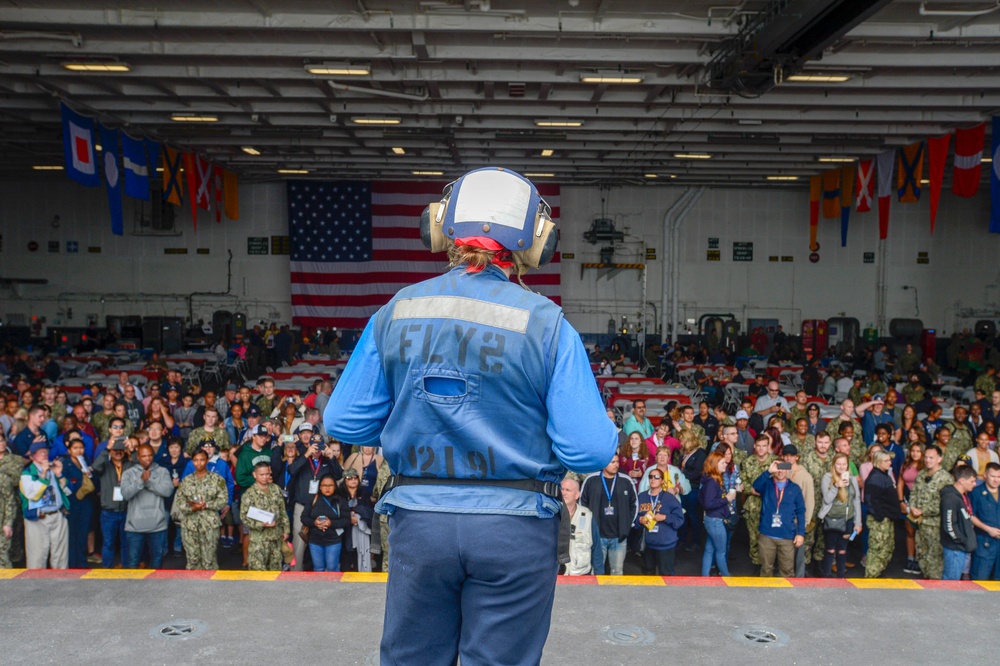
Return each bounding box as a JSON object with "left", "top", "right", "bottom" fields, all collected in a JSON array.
[{"left": 705, "top": 0, "right": 894, "bottom": 97}]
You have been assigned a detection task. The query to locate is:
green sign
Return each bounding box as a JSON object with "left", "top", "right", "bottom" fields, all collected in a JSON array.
[
  {"left": 733, "top": 242, "right": 754, "bottom": 262},
  {"left": 248, "top": 237, "right": 269, "bottom": 255},
  {"left": 864, "top": 252, "right": 875, "bottom": 264},
  {"left": 708, "top": 237, "right": 719, "bottom": 249}
]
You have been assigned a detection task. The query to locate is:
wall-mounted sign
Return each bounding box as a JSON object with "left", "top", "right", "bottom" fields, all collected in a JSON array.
[
  {"left": 707, "top": 250, "right": 721, "bottom": 261},
  {"left": 197, "top": 248, "right": 210, "bottom": 255},
  {"left": 27, "top": 240, "right": 39, "bottom": 252},
  {"left": 66, "top": 241, "right": 79, "bottom": 254},
  {"left": 781, "top": 256, "right": 793, "bottom": 262},
  {"left": 561, "top": 252, "right": 575, "bottom": 259},
  {"left": 733, "top": 242, "right": 753, "bottom": 262},
  {"left": 809, "top": 252, "right": 820, "bottom": 263},
  {"left": 917, "top": 251, "right": 929, "bottom": 265},
  {"left": 248, "top": 237, "right": 269, "bottom": 255},
  {"left": 769, "top": 256, "right": 779, "bottom": 262},
  {"left": 863, "top": 252, "right": 875, "bottom": 264},
  {"left": 645, "top": 248, "right": 657, "bottom": 260},
  {"left": 88, "top": 246, "right": 102, "bottom": 253},
  {"left": 164, "top": 248, "right": 188, "bottom": 255},
  {"left": 708, "top": 237, "right": 719, "bottom": 249},
  {"left": 47, "top": 241, "right": 60, "bottom": 253},
  {"left": 271, "top": 235, "right": 291, "bottom": 255}
]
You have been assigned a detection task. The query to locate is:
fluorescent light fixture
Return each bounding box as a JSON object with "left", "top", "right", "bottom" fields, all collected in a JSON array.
[
  {"left": 277, "top": 169, "right": 310, "bottom": 174},
  {"left": 352, "top": 117, "right": 401, "bottom": 125},
  {"left": 817, "top": 156, "right": 856, "bottom": 163},
  {"left": 241, "top": 146, "right": 261, "bottom": 156},
  {"left": 786, "top": 74, "right": 851, "bottom": 83},
  {"left": 524, "top": 172, "right": 555, "bottom": 177},
  {"left": 171, "top": 113, "right": 219, "bottom": 122},
  {"left": 766, "top": 175, "right": 800, "bottom": 181},
  {"left": 63, "top": 62, "right": 130, "bottom": 72},
  {"left": 984, "top": 157, "right": 994, "bottom": 163},
  {"left": 580, "top": 71, "right": 643, "bottom": 84},
  {"left": 535, "top": 119, "right": 584, "bottom": 128},
  {"left": 674, "top": 152, "right": 712, "bottom": 159},
  {"left": 644, "top": 173, "right": 659, "bottom": 179},
  {"left": 412, "top": 170, "right": 443, "bottom": 176},
  {"left": 540, "top": 149, "right": 554, "bottom": 157},
  {"left": 738, "top": 119, "right": 763, "bottom": 126},
  {"left": 391, "top": 147, "right": 406, "bottom": 155},
  {"left": 32, "top": 165, "right": 64, "bottom": 171},
  {"left": 95, "top": 144, "right": 102, "bottom": 152},
  {"left": 920, "top": 179, "right": 930, "bottom": 184},
  {"left": 305, "top": 63, "right": 370, "bottom": 76}
]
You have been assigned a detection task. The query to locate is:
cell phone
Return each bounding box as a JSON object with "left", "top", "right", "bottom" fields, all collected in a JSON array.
[{"left": 776, "top": 462, "right": 792, "bottom": 471}]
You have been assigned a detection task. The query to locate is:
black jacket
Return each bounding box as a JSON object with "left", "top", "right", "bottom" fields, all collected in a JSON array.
[
  {"left": 580, "top": 472, "right": 638, "bottom": 540},
  {"left": 864, "top": 468, "right": 899, "bottom": 521},
  {"left": 301, "top": 493, "right": 352, "bottom": 546},
  {"left": 681, "top": 448, "right": 708, "bottom": 492},
  {"left": 940, "top": 485, "right": 977, "bottom": 553},
  {"left": 339, "top": 487, "right": 375, "bottom": 551},
  {"left": 288, "top": 455, "right": 343, "bottom": 506}
]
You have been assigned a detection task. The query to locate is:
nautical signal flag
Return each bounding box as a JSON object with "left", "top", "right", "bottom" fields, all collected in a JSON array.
[
  {"left": 953, "top": 122, "right": 986, "bottom": 198},
  {"left": 98, "top": 124, "right": 124, "bottom": 236},
  {"left": 121, "top": 132, "right": 150, "bottom": 200},
  {"left": 897, "top": 141, "right": 924, "bottom": 203},
  {"left": 183, "top": 151, "right": 213, "bottom": 231},
  {"left": 991, "top": 116, "right": 1000, "bottom": 234},
  {"left": 162, "top": 147, "right": 183, "bottom": 205},
  {"left": 822, "top": 169, "right": 840, "bottom": 219},
  {"left": 839, "top": 163, "right": 855, "bottom": 247},
  {"left": 213, "top": 165, "right": 224, "bottom": 223},
  {"left": 60, "top": 103, "right": 99, "bottom": 187},
  {"left": 223, "top": 169, "right": 240, "bottom": 220},
  {"left": 855, "top": 159, "right": 874, "bottom": 213},
  {"left": 876, "top": 149, "right": 894, "bottom": 240},
  {"left": 926, "top": 133, "right": 951, "bottom": 234}
]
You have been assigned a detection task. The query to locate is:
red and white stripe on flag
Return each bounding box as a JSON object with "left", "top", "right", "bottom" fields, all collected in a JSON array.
[
  {"left": 855, "top": 159, "right": 874, "bottom": 213},
  {"left": 290, "top": 181, "right": 561, "bottom": 329},
  {"left": 953, "top": 122, "right": 986, "bottom": 198}
]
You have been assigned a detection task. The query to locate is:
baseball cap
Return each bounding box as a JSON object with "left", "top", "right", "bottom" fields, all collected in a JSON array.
[
  {"left": 200, "top": 437, "right": 218, "bottom": 449},
  {"left": 246, "top": 405, "right": 262, "bottom": 418},
  {"left": 310, "top": 434, "right": 325, "bottom": 444},
  {"left": 736, "top": 410, "right": 750, "bottom": 420},
  {"left": 251, "top": 424, "right": 269, "bottom": 437},
  {"left": 80, "top": 389, "right": 93, "bottom": 397},
  {"left": 783, "top": 444, "right": 799, "bottom": 457},
  {"left": 343, "top": 468, "right": 359, "bottom": 479},
  {"left": 28, "top": 441, "right": 50, "bottom": 456},
  {"left": 295, "top": 423, "right": 314, "bottom": 433},
  {"left": 872, "top": 394, "right": 885, "bottom": 402},
  {"left": 225, "top": 383, "right": 238, "bottom": 391}
]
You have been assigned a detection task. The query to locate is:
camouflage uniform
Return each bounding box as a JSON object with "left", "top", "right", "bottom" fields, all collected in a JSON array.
[
  {"left": 185, "top": 427, "right": 232, "bottom": 455},
  {"left": 679, "top": 422, "right": 706, "bottom": 446},
  {"left": 0, "top": 471, "right": 14, "bottom": 568},
  {"left": 940, "top": 442, "right": 963, "bottom": 477},
  {"left": 240, "top": 482, "right": 290, "bottom": 571},
  {"left": 868, "top": 380, "right": 888, "bottom": 397},
  {"left": 176, "top": 471, "right": 229, "bottom": 570},
  {"left": 371, "top": 459, "right": 392, "bottom": 572},
  {"left": 800, "top": 450, "right": 833, "bottom": 563},
  {"left": 788, "top": 432, "right": 815, "bottom": 452},
  {"left": 974, "top": 372, "right": 996, "bottom": 396},
  {"left": 46, "top": 402, "right": 67, "bottom": 424},
  {"left": 901, "top": 384, "right": 926, "bottom": 406},
  {"left": 255, "top": 396, "right": 276, "bottom": 419},
  {"left": 943, "top": 422, "right": 973, "bottom": 464},
  {"left": 825, "top": 416, "right": 865, "bottom": 466},
  {"left": 897, "top": 352, "right": 920, "bottom": 376},
  {"left": 0, "top": 454, "right": 25, "bottom": 564},
  {"left": 739, "top": 453, "right": 775, "bottom": 566},
  {"left": 910, "top": 468, "right": 954, "bottom": 580},
  {"left": 865, "top": 515, "right": 893, "bottom": 578},
  {"left": 788, "top": 406, "right": 809, "bottom": 427},
  {"left": 91, "top": 411, "right": 114, "bottom": 442},
  {"left": 847, "top": 387, "right": 864, "bottom": 406}
]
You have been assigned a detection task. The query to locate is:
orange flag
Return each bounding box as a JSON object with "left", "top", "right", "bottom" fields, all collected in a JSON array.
[{"left": 897, "top": 142, "right": 924, "bottom": 203}]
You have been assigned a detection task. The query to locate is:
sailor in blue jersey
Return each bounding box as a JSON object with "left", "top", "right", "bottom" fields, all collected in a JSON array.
[{"left": 325, "top": 167, "right": 618, "bottom": 666}]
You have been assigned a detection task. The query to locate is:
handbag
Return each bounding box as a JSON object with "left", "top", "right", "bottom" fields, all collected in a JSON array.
[
  {"left": 298, "top": 494, "right": 320, "bottom": 542},
  {"left": 723, "top": 507, "right": 740, "bottom": 530},
  {"left": 823, "top": 514, "right": 848, "bottom": 532},
  {"left": 75, "top": 473, "right": 96, "bottom": 501}
]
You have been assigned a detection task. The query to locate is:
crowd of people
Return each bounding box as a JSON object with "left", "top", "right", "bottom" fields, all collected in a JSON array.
[
  {"left": 3, "top": 333, "right": 1000, "bottom": 580},
  {"left": 568, "top": 338, "right": 1000, "bottom": 580},
  {"left": 0, "top": 347, "right": 387, "bottom": 573}
]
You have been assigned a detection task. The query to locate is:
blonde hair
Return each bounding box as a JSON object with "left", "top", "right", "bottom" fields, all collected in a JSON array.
[
  {"left": 447, "top": 243, "right": 497, "bottom": 271},
  {"left": 679, "top": 428, "right": 702, "bottom": 453},
  {"left": 831, "top": 452, "right": 851, "bottom": 504}
]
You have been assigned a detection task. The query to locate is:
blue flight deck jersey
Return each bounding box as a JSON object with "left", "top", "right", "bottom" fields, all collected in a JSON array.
[{"left": 325, "top": 264, "right": 617, "bottom": 518}]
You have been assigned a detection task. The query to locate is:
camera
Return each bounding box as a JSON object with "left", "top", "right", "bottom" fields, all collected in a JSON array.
[
  {"left": 111, "top": 437, "right": 127, "bottom": 451},
  {"left": 776, "top": 462, "right": 792, "bottom": 471}
]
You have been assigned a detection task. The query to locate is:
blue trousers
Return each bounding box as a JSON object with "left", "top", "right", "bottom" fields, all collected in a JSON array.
[
  {"left": 100, "top": 510, "right": 127, "bottom": 568},
  {"left": 942, "top": 547, "right": 971, "bottom": 581},
  {"left": 124, "top": 530, "right": 167, "bottom": 569},
  {"left": 702, "top": 516, "right": 731, "bottom": 576},
  {"left": 381, "top": 509, "right": 559, "bottom": 666},
  {"left": 67, "top": 501, "right": 93, "bottom": 569},
  {"left": 971, "top": 541, "right": 1000, "bottom": 580},
  {"left": 309, "top": 542, "right": 342, "bottom": 572}
]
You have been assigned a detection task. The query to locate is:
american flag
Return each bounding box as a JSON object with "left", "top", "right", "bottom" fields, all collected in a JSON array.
[{"left": 288, "top": 180, "right": 561, "bottom": 329}]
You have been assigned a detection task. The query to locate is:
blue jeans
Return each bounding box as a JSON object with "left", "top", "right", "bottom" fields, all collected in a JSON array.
[
  {"left": 100, "top": 510, "right": 127, "bottom": 568},
  {"left": 971, "top": 541, "right": 1000, "bottom": 580},
  {"left": 309, "top": 542, "right": 342, "bottom": 572},
  {"left": 382, "top": 509, "right": 558, "bottom": 666},
  {"left": 942, "top": 547, "right": 970, "bottom": 581},
  {"left": 599, "top": 536, "right": 627, "bottom": 575},
  {"left": 680, "top": 490, "right": 702, "bottom": 547},
  {"left": 702, "top": 516, "right": 731, "bottom": 576},
  {"left": 124, "top": 530, "right": 167, "bottom": 569}
]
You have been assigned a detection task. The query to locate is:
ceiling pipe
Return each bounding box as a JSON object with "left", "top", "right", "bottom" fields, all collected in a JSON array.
[{"left": 327, "top": 82, "right": 429, "bottom": 102}]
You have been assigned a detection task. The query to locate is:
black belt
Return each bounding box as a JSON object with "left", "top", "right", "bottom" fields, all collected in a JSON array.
[
  {"left": 384, "top": 475, "right": 563, "bottom": 501},
  {"left": 37, "top": 509, "right": 63, "bottom": 519}
]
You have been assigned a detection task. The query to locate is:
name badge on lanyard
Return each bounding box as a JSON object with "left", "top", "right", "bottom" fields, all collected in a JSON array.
[
  {"left": 113, "top": 486, "right": 124, "bottom": 502},
  {"left": 602, "top": 475, "right": 616, "bottom": 516},
  {"left": 308, "top": 479, "right": 319, "bottom": 494}
]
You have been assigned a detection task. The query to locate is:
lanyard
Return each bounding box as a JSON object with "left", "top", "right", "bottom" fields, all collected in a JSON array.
[
  {"left": 601, "top": 475, "right": 616, "bottom": 505},
  {"left": 321, "top": 495, "right": 340, "bottom": 517},
  {"left": 962, "top": 493, "right": 973, "bottom": 516},
  {"left": 311, "top": 458, "right": 321, "bottom": 478},
  {"left": 773, "top": 480, "right": 786, "bottom": 512},
  {"left": 113, "top": 463, "right": 123, "bottom": 484},
  {"left": 648, "top": 491, "right": 661, "bottom": 514}
]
